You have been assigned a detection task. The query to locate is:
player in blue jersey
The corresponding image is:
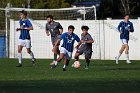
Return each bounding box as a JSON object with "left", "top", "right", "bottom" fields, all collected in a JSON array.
[
  {"left": 16, "top": 10, "right": 36, "bottom": 67},
  {"left": 51, "top": 25, "right": 80, "bottom": 71},
  {"left": 115, "top": 14, "right": 134, "bottom": 64}
]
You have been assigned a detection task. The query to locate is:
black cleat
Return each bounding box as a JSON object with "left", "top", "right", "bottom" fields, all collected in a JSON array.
[
  {"left": 63, "top": 68, "right": 66, "bottom": 71},
  {"left": 16, "top": 64, "right": 22, "bottom": 67},
  {"left": 32, "top": 58, "right": 36, "bottom": 66},
  {"left": 51, "top": 64, "right": 57, "bottom": 69}
]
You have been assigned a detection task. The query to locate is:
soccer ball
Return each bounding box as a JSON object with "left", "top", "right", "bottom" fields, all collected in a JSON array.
[{"left": 73, "top": 61, "right": 81, "bottom": 69}]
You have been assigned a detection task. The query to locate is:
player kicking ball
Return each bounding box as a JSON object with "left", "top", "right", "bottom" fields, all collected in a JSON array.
[
  {"left": 115, "top": 14, "right": 134, "bottom": 64},
  {"left": 74, "top": 26, "right": 94, "bottom": 69},
  {"left": 16, "top": 10, "right": 36, "bottom": 67},
  {"left": 51, "top": 25, "right": 80, "bottom": 71}
]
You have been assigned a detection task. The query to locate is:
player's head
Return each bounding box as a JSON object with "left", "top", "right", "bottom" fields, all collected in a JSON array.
[
  {"left": 47, "top": 15, "right": 53, "bottom": 24},
  {"left": 124, "top": 14, "right": 129, "bottom": 21},
  {"left": 81, "top": 26, "right": 89, "bottom": 35},
  {"left": 68, "top": 25, "right": 75, "bottom": 35},
  {"left": 19, "top": 10, "right": 27, "bottom": 19}
]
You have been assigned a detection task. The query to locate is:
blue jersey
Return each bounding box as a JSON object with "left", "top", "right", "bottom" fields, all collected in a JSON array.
[
  {"left": 19, "top": 19, "right": 32, "bottom": 40},
  {"left": 60, "top": 32, "right": 80, "bottom": 52},
  {"left": 118, "top": 21, "right": 134, "bottom": 40}
]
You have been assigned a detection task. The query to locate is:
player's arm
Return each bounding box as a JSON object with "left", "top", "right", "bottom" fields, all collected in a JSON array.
[
  {"left": 57, "top": 28, "right": 63, "bottom": 39},
  {"left": 128, "top": 22, "right": 134, "bottom": 32},
  {"left": 25, "top": 20, "right": 33, "bottom": 30},
  {"left": 16, "top": 26, "right": 33, "bottom": 31},
  {"left": 75, "top": 35, "right": 81, "bottom": 49},
  {"left": 118, "top": 22, "right": 122, "bottom": 33},
  {"left": 59, "top": 29, "right": 63, "bottom": 35},
  {"left": 46, "top": 30, "right": 50, "bottom": 36},
  {"left": 58, "top": 23, "right": 63, "bottom": 35},
  {"left": 45, "top": 24, "right": 50, "bottom": 36},
  {"left": 52, "top": 33, "right": 64, "bottom": 53},
  {"left": 52, "top": 39, "right": 60, "bottom": 53},
  {"left": 83, "top": 40, "right": 94, "bottom": 43},
  {"left": 75, "top": 42, "right": 81, "bottom": 49},
  {"left": 81, "top": 34, "right": 94, "bottom": 43},
  {"left": 24, "top": 26, "right": 33, "bottom": 30}
]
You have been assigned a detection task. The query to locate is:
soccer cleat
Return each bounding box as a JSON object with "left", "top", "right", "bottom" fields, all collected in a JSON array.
[
  {"left": 16, "top": 64, "right": 22, "bottom": 67},
  {"left": 63, "top": 68, "right": 66, "bottom": 71},
  {"left": 126, "top": 61, "right": 132, "bottom": 64},
  {"left": 115, "top": 57, "right": 119, "bottom": 64},
  {"left": 51, "top": 64, "right": 57, "bottom": 69},
  {"left": 85, "top": 65, "right": 89, "bottom": 70},
  {"left": 32, "top": 58, "right": 36, "bottom": 66},
  {"left": 50, "top": 61, "right": 56, "bottom": 65}
]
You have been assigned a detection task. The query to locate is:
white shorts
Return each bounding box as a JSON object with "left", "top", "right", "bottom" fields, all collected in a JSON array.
[
  {"left": 60, "top": 47, "right": 72, "bottom": 60},
  {"left": 18, "top": 39, "right": 31, "bottom": 48},
  {"left": 121, "top": 39, "right": 128, "bottom": 44}
]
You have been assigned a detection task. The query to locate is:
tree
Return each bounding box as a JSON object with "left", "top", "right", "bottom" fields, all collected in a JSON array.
[
  {"left": 119, "top": 0, "right": 138, "bottom": 15},
  {"left": 46, "top": 0, "right": 70, "bottom": 9}
]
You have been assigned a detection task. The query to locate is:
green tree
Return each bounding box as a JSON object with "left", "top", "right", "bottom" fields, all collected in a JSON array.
[{"left": 46, "top": 0, "right": 70, "bottom": 9}]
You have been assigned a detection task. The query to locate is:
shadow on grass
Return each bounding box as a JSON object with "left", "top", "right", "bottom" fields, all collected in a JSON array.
[{"left": 0, "top": 80, "right": 140, "bottom": 93}]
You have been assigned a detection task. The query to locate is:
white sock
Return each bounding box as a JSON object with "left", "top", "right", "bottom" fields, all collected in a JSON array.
[
  {"left": 18, "top": 53, "right": 22, "bottom": 64},
  {"left": 30, "top": 51, "right": 35, "bottom": 61},
  {"left": 63, "top": 65, "right": 66, "bottom": 68},
  {"left": 126, "top": 54, "right": 130, "bottom": 62},
  {"left": 54, "top": 61, "right": 58, "bottom": 65},
  {"left": 116, "top": 53, "right": 121, "bottom": 59}
]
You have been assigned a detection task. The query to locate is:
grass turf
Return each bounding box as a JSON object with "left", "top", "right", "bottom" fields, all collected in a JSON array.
[{"left": 0, "top": 58, "right": 140, "bottom": 93}]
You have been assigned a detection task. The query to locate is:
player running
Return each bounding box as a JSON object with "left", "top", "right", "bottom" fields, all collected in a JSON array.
[
  {"left": 115, "top": 14, "right": 134, "bottom": 64},
  {"left": 51, "top": 25, "right": 80, "bottom": 71},
  {"left": 74, "top": 26, "right": 94, "bottom": 69},
  {"left": 16, "top": 10, "right": 36, "bottom": 67},
  {"left": 45, "top": 15, "right": 63, "bottom": 64}
]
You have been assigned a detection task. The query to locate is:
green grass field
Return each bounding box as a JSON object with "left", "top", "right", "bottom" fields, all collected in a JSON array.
[{"left": 0, "top": 58, "right": 140, "bottom": 93}]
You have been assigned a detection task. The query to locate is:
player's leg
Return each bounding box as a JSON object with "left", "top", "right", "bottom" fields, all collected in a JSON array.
[
  {"left": 74, "top": 49, "right": 83, "bottom": 61},
  {"left": 62, "top": 58, "right": 68, "bottom": 71},
  {"left": 51, "top": 47, "right": 65, "bottom": 69},
  {"left": 51, "top": 53, "right": 64, "bottom": 69},
  {"left": 52, "top": 37, "right": 60, "bottom": 62},
  {"left": 62, "top": 51, "right": 72, "bottom": 71},
  {"left": 53, "top": 46, "right": 60, "bottom": 63},
  {"left": 16, "top": 39, "right": 24, "bottom": 67},
  {"left": 115, "top": 39, "right": 125, "bottom": 64},
  {"left": 85, "top": 58, "right": 90, "bottom": 69},
  {"left": 124, "top": 41, "right": 131, "bottom": 64},
  {"left": 74, "top": 52, "right": 80, "bottom": 61},
  {"left": 84, "top": 50, "right": 92, "bottom": 69},
  {"left": 72, "top": 49, "right": 83, "bottom": 67},
  {"left": 26, "top": 40, "right": 36, "bottom": 65}
]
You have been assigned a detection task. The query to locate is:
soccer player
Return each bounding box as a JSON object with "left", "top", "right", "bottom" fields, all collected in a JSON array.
[
  {"left": 74, "top": 26, "right": 94, "bottom": 69},
  {"left": 115, "top": 14, "right": 134, "bottom": 64},
  {"left": 16, "top": 10, "right": 35, "bottom": 67},
  {"left": 45, "top": 15, "right": 63, "bottom": 64},
  {"left": 51, "top": 25, "right": 80, "bottom": 71}
]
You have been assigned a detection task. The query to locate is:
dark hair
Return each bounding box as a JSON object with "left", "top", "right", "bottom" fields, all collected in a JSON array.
[
  {"left": 124, "top": 14, "right": 129, "bottom": 17},
  {"left": 47, "top": 15, "right": 53, "bottom": 19},
  {"left": 81, "top": 26, "right": 89, "bottom": 30},
  {"left": 68, "top": 25, "right": 75, "bottom": 30},
  {"left": 20, "top": 10, "right": 27, "bottom": 16}
]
